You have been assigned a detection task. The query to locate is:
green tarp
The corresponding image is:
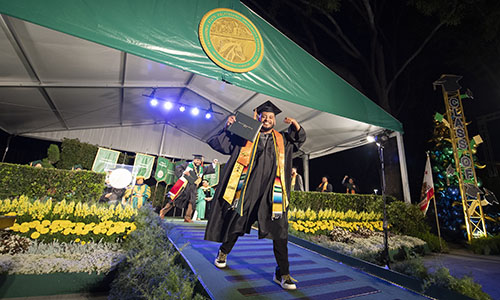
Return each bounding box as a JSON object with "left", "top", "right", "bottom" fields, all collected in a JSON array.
[{"left": 0, "top": 0, "right": 402, "bottom": 132}]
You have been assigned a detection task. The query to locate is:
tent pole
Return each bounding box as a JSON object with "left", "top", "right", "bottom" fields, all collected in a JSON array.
[
  {"left": 302, "top": 154, "right": 310, "bottom": 191},
  {"left": 158, "top": 124, "right": 167, "bottom": 156},
  {"left": 396, "top": 132, "right": 411, "bottom": 204},
  {"left": 2, "top": 135, "right": 13, "bottom": 162}
]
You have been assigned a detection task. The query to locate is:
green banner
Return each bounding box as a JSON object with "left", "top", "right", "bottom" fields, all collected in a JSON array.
[
  {"left": 134, "top": 153, "right": 155, "bottom": 179},
  {"left": 204, "top": 163, "right": 220, "bottom": 187},
  {"left": 91, "top": 148, "right": 120, "bottom": 173},
  {"left": 154, "top": 157, "right": 170, "bottom": 182},
  {"left": 164, "top": 159, "right": 177, "bottom": 185}
]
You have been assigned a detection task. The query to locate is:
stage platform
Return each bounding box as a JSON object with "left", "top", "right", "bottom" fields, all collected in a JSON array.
[{"left": 166, "top": 219, "right": 430, "bottom": 300}]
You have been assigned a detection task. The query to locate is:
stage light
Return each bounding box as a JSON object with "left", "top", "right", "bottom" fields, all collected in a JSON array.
[
  {"left": 150, "top": 99, "right": 158, "bottom": 107},
  {"left": 191, "top": 107, "right": 200, "bottom": 116},
  {"left": 366, "top": 135, "right": 375, "bottom": 143},
  {"left": 179, "top": 106, "right": 186, "bottom": 112},
  {"left": 163, "top": 101, "right": 173, "bottom": 110},
  {"left": 205, "top": 112, "right": 212, "bottom": 119}
]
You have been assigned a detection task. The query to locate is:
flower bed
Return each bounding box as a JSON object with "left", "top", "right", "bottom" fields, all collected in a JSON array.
[
  {"left": 2, "top": 196, "right": 137, "bottom": 243},
  {"left": 288, "top": 208, "right": 427, "bottom": 264}
]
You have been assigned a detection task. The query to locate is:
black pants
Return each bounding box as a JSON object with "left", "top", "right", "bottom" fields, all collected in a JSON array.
[{"left": 220, "top": 234, "right": 290, "bottom": 275}]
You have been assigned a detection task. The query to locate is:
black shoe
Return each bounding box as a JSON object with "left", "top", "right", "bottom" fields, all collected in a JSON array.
[
  {"left": 273, "top": 267, "right": 297, "bottom": 290},
  {"left": 214, "top": 249, "right": 227, "bottom": 268}
]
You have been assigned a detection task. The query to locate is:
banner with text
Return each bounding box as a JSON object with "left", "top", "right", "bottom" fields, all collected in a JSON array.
[
  {"left": 92, "top": 148, "right": 120, "bottom": 173},
  {"left": 134, "top": 153, "right": 155, "bottom": 179}
]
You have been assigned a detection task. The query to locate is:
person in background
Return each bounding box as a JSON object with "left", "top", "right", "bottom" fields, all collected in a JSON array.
[
  {"left": 30, "top": 160, "right": 43, "bottom": 168},
  {"left": 72, "top": 164, "right": 83, "bottom": 171},
  {"left": 160, "top": 155, "right": 218, "bottom": 222},
  {"left": 196, "top": 179, "right": 215, "bottom": 220},
  {"left": 291, "top": 167, "right": 304, "bottom": 191},
  {"left": 123, "top": 176, "right": 151, "bottom": 208},
  {"left": 342, "top": 175, "right": 359, "bottom": 194},
  {"left": 316, "top": 176, "right": 333, "bottom": 192}
]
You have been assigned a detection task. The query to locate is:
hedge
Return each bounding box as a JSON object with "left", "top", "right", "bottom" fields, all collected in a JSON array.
[
  {"left": 0, "top": 163, "right": 105, "bottom": 202},
  {"left": 290, "top": 191, "right": 396, "bottom": 213}
]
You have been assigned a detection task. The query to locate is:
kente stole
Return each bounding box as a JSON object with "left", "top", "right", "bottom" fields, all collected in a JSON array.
[
  {"left": 223, "top": 129, "right": 287, "bottom": 219},
  {"left": 167, "top": 162, "right": 203, "bottom": 201}
]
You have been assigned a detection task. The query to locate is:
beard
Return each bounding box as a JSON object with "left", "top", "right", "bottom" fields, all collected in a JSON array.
[{"left": 261, "top": 122, "right": 275, "bottom": 131}]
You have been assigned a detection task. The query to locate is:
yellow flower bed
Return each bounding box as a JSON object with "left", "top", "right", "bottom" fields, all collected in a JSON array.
[
  {"left": 288, "top": 208, "right": 383, "bottom": 235},
  {"left": 10, "top": 219, "right": 137, "bottom": 243},
  {"left": 0, "top": 196, "right": 137, "bottom": 223},
  {"left": 1, "top": 196, "right": 139, "bottom": 243}
]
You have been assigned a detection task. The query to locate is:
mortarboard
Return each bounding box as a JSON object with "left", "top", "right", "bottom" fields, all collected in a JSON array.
[
  {"left": 192, "top": 154, "right": 204, "bottom": 159},
  {"left": 255, "top": 100, "right": 282, "bottom": 115}
]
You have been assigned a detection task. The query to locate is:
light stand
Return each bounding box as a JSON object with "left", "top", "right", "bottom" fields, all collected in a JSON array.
[
  {"left": 377, "top": 141, "right": 390, "bottom": 269},
  {"left": 368, "top": 131, "right": 391, "bottom": 268}
]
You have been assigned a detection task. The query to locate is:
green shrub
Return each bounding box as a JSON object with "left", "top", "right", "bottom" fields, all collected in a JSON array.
[
  {"left": 415, "top": 231, "right": 448, "bottom": 253},
  {"left": 386, "top": 201, "right": 429, "bottom": 236},
  {"left": 470, "top": 235, "right": 500, "bottom": 255},
  {"left": 430, "top": 267, "right": 491, "bottom": 300},
  {"left": 0, "top": 163, "right": 105, "bottom": 201},
  {"left": 57, "top": 138, "right": 99, "bottom": 170},
  {"left": 393, "top": 259, "right": 491, "bottom": 300},
  {"left": 109, "top": 205, "right": 205, "bottom": 300},
  {"left": 290, "top": 191, "right": 396, "bottom": 213}
]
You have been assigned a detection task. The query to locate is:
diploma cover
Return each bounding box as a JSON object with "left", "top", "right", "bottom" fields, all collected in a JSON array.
[{"left": 227, "top": 111, "right": 262, "bottom": 142}]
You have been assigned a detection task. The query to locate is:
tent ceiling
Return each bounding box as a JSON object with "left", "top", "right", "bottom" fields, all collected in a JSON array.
[{"left": 0, "top": 13, "right": 387, "bottom": 160}]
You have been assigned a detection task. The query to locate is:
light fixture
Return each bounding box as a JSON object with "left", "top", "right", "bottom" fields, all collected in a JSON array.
[
  {"left": 205, "top": 112, "right": 212, "bottom": 119},
  {"left": 150, "top": 99, "right": 158, "bottom": 107},
  {"left": 191, "top": 107, "right": 200, "bottom": 116},
  {"left": 163, "top": 101, "right": 173, "bottom": 110},
  {"left": 179, "top": 106, "right": 186, "bottom": 112},
  {"left": 366, "top": 135, "right": 375, "bottom": 143}
]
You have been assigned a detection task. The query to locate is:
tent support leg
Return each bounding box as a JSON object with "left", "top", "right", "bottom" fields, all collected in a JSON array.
[
  {"left": 396, "top": 132, "right": 411, "bottom": 204},
  {"left": 2, "top": 135, "right": 12, "bottom": 162},
  {"left": 302, "top": 154, "right": 310, "bottom": 191}
]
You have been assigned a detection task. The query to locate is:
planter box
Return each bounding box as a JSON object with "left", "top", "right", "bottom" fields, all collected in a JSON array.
[{"left": 0, "top": 271, "right": 113, "bottom": 298}]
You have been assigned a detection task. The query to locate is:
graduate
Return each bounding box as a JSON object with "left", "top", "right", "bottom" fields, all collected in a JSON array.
[
  {"left": 160, "top": 155, "right": 218, "bottom": 222},
  {"left": 204, "top": 100, "right": 306, "bottom": 290}
]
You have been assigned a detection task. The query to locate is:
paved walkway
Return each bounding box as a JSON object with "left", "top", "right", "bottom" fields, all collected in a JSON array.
[
  {"left": 422, "top": 248, "right": 500, "bottom": 300},
  {"left": 167, "top": 220, "right": 430, "bottom": 300}
]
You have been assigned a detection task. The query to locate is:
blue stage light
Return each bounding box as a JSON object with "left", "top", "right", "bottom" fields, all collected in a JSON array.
[
  {"left": 179, "top": 106, "right": 186, "bottom": 112},
  {"left": 205, "top": 112, "right": 212, "bottom": 119},
  {"left": 150, "top": 99, "right": 158, "bottom": 107},
  {"left": 191, "top": 107, "right": 200, "bottom": 116},
  {"left": 163, "top": 101, "right": 173, "bottom": 110}
]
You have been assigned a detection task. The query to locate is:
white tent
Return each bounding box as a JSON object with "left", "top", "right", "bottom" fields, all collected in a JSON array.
[{"left": 0, "top": 1, "right": 411, "bottom": 201}]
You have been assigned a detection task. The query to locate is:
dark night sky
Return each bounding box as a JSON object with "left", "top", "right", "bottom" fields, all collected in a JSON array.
[{"left": 1, "top": 1, "right": 500, "bottom": 203}]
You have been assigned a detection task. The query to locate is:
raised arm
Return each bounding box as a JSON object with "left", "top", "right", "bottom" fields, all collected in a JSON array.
[{"left": 282, "top": 117, "right": 306, "bottom": 150}]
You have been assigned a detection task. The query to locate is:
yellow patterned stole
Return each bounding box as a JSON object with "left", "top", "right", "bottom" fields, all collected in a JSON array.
[{"left": 223, "top": 129, "right": 287, "bottom": 216}]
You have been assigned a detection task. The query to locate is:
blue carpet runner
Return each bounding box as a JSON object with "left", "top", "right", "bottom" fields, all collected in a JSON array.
[{"left": 167, "top": 220, "right": 430, "bottom": 300}]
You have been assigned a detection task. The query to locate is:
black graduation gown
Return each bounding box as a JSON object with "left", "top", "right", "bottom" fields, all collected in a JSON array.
[
  {"left": 204, "top": 125, "right": 306, "bottom": 242},
  {"left": 174, "top": 162, "right": 215, "bottom": 209}
]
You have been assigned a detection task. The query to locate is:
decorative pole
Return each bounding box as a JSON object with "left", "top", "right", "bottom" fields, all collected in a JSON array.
[{"left": 433, "top": 74, "right": 487, "bottom": 241}]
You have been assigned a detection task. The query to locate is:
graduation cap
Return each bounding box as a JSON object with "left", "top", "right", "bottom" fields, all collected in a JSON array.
[
  {"left": 192, "top": 154, "right": 204, "bottom": 160},
  {"left": 255, "top": 100, "right": 282, "bottom": 115}
]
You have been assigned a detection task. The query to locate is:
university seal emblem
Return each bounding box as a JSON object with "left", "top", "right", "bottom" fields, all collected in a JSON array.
[{"left": 199, "top": 8, "right": 264, "bottom": 73}]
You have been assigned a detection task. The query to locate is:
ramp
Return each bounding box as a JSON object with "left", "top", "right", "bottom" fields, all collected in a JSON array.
[{"left": 167, "top": 220, "right": 429, "bottom": 300}]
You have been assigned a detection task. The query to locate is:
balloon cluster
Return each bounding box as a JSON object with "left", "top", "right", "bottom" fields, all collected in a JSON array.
[{"left": 428, "top": 118, "right": 500, "bottom": 239}]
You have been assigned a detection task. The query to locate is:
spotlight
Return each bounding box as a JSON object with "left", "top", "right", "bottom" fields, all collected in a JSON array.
[
  {"left": 191, "top": 107, "right": 200, "bottom": 116},
  {"left": 150, "top": 99, "right": 158, "bottom": 107},
  {"left": 366, "top": 135, "right": 375, "bottom": 143},
  {"left": 163, "top": 101, "right": 173, "bottom": 110},
  {"left": 205, "top": 112, "right": 212, "bottom": 119},
  {"left": 179, "top": 106, "right": 186, "bottom": 112}
]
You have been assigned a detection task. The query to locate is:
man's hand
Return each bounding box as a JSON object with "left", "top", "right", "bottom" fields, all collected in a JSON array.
[
  {"left": 284, "top": 117, "right": 300, "bottom": 131},
  {"left": 344, "top": 175, "right": 349, "bottom": 179},
  {"left": 183, "top": 170, "right": 190, "bottom": 176},
  {"left": 226, "top": 115, "right": 236, "bottom": 127},
  {"left": 213, "top": 159, "right": 219, "bottom": 164}
]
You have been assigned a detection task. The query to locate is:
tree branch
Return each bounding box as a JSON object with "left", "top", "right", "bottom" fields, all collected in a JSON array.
[{"left": 386, "top": 19, "right": 445, "bottom": 93}]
